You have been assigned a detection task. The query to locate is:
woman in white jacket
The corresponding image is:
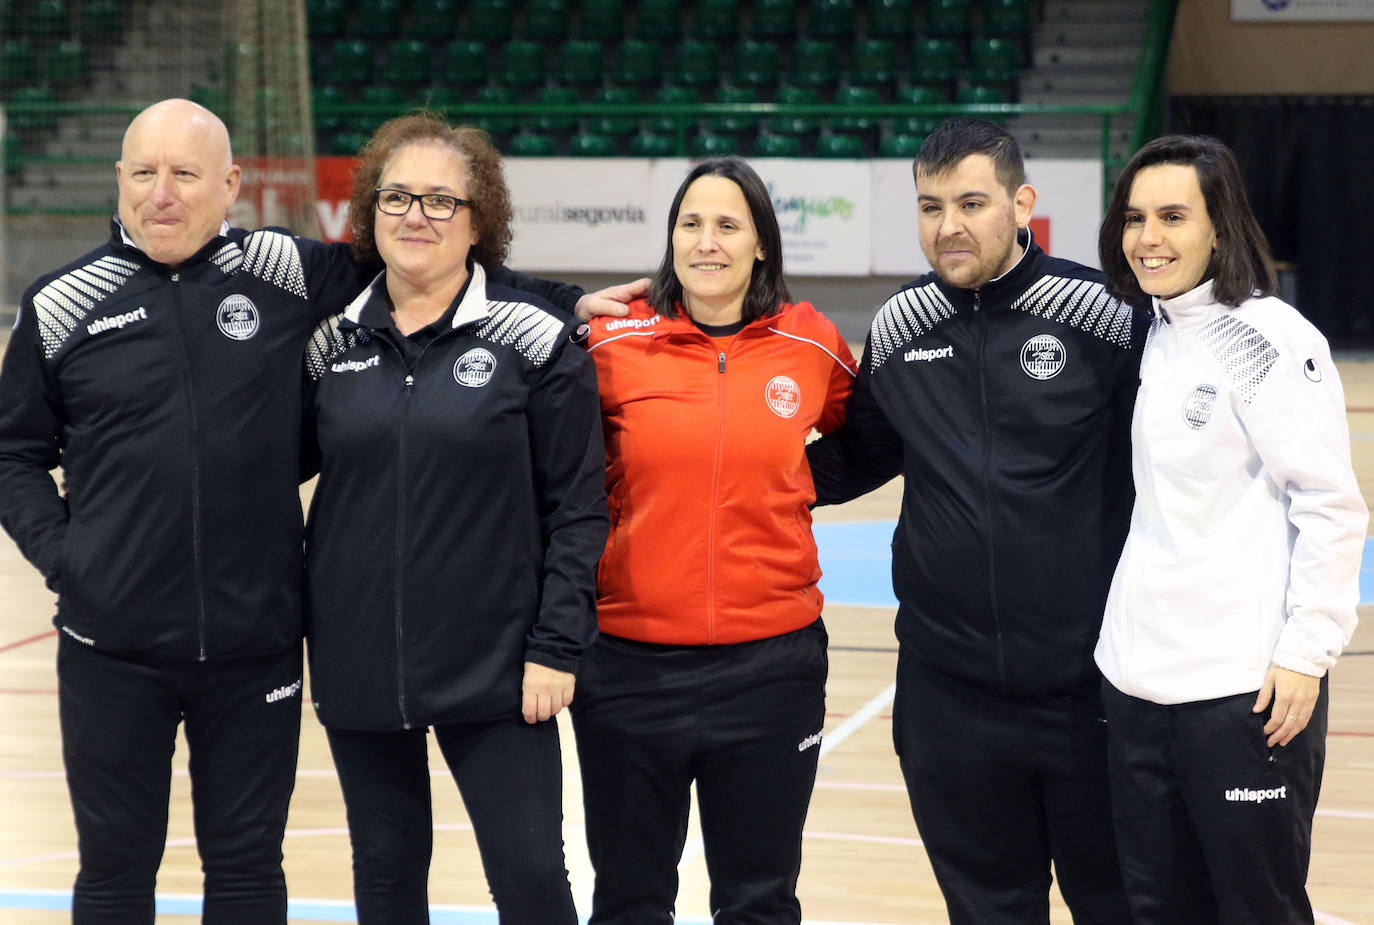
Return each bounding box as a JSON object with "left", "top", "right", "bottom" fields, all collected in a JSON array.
[{"left": 1095, "top": 135, "right": 1367, "bottom": 925}]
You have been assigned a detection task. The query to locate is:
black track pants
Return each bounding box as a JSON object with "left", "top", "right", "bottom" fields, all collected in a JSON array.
[
  {"left": 58, "top": 635, "right": 302, "bottom": 925},
  {"left": 893, "top": 651, "right": 1130, "bottom": 925},
  {"left": 1102, "top": 678, "right": 1327, "bottom": 925},
  {"left": 325, "top": 716, "right": 576, "bottom": 925},
  {"left": 571, "top": 621, "right": 828, "bottom": 925}
]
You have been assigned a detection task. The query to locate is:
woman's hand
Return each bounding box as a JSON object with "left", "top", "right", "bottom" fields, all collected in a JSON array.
[
  {"left": 1253, "top": 664, "right": 1321, "bottom": 747},
  {"left": 574, "top": 277, "right": 651, "bottom": 321},
  {"left": 522, "top": 662, "right": 576, "bottom": 724}
]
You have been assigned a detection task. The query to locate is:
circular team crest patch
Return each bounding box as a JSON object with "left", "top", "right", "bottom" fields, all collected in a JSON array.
[
  {"left": 764, "top": 375, "right": 801, "bottom": 419},
  {"left": 1019, "top": 334, "right": 1066, "bottom": 380},
  {"left": 216, "top": 294, "right": 259, "bottom": 340},
  {"left": 453, "top": 348, "right": 497, "bottom": 388},
  {"left": 1182, "top": 384, "right": 1218, "bottom": 430}
]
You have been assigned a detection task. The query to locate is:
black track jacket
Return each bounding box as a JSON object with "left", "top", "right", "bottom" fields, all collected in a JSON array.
[
  {"left": 0, "top": 220, "right": 585, "bottom": 663},
  {"left": 301, "top": 263, "right": 607, "bottom": 730},
  {"left": 807, "top": 231, "right": 1149, "bottom": 697}
]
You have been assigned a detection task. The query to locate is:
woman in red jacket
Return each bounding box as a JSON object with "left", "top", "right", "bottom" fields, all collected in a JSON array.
[{"left": 573, "top": 157, "right": 857, "bottom": 924}]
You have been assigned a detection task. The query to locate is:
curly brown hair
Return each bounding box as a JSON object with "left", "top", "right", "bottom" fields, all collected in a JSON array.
[{"left": 347, "top": 112, "right": 513, "bottom": 271}]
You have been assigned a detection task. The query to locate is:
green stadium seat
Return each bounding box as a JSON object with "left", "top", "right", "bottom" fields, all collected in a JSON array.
[
  {"left": 788, "top": 39, "right": 838, "bottom": 88},
  {"left": 533, "top": 85, "right": 580, "bottom": 132},
  {"left": 766, "top": 84, "right": 820, "bottom": 135},
  {"left": 808, "top": 0, "right": 854, "bottom": 38},
  {"left": 831, "top": 84, "right": 880, "bottom": 132},
  {"left": 3, "top": 131, "right": 22, "bottom": 178},
  {"left": 969, "top": 37, "right": 1020, "bottom": 83},
  {"left": 628, "top": 131, "right": 677, "bottom": 156},
  {"left": 709, "top": 85, "right": 758, "bottom": 134},
  {"left": 471, "top": 84, "right": 520, "bottom": 135},
  {"left": 611, "top": 38, "right": 662, "bottom": 86},
  {"left": 556, "top": 39, "right": 604, "bottom": 86},
  {"left": 749, "top": 0, "right": 796, "bottom": 37},
  {"left": 910, "top": 37, "right": 959, "bottom": 84},
  {"left": 984, "top": 0, "right": 1032, "bottom": 35},
  {"left": 690, "top": 132, "right": 738, "bottom": 158},
  {"left": 956, "top": 83, "right": 1008, "bottom": 105},
  {"left": 575, "top": 0, "right": 624, "bottom": 38},
  {"left": 325, "top": 39, "right": 374, "bottom": 85},
  {"left": 879, "top": 132, "right": 924, "bottom": 157},
  {"left": 498, "top": 39, "right": 547, "bottom": 88},
  {"left": 507, "top": 131, "right": 558, "bottom": 156},
  {"left": 815, "top": 132, "right": 865, "bottom": 158},
  {"left": 76, "top": 0, "right": 121, "bottom": 38},
  {"left": 312, "top": 84, "right": 348, "bottom": 134},
  {"left": 329, "top": 131, "right": 369, "bottom": 156},
  {"left": 30, "top": 0, "right": 69, "bottom": 39},
  {"left": 1, "top": 39, "right": 35, "bottom": 85},
  {"left": 405, "top": 0, "right": 459, "bottom": 37},
  {"left": 590, "top": 85, "right": 640, "bottom": 135},
  {"left": 305, "top": 0, "right": 347, "bottom": 37},
  {"left": 633, "top": 0, "right": 678, "bottom": 38},
  {"left": 569, "top": 131, "right": 618, "bottom": 155},
  {"left": 670, "top": 40, "right": 720, "bottom": 87},
  {"left": 466, "top": 0, "right": 514, "bottom": 41},
  {"left": 753, "top": 133, "right": 802, "bottom": 157},
  {"left": 732, "top": 40, "right": 781, "bottom": 87},
  {"left": 891, "top": 84, "right": 943, "bottom": 134},
  {"left": 850, "top": 38, "right": 897, "bottom": 86},
  {"left": 926, "top": 0, "right": 971, "bottom": 37},
  {"left": 690, "top": 0, "right": 738, "bottom": 39},
  {"left": 44, "top": 40, "right": 89, "bottom": 88},
  {"left": 868, "top": 0, "right": 913, "bottom": 38},
  {"left": 521, "top": 0, "right": 568, "bottom": 39},
  {"left": 648, "top": 84, "right": 698, "bottom": 134},
  {"left": 5, "top": 87, "right": 56, "bottom": 132},
  {"left": 353, "top": 0, "right": 403, "bottom": 37},
  {"left": 438, "top": 39, "right": 489, "bottom": 86},
  {"left": 383, "top": 39, "right": 431, "bottom": 87}
]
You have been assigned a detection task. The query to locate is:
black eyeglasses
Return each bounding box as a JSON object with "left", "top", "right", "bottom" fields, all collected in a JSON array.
[{"left": 374, "top": 188, "right": 472, "bottom": 220}]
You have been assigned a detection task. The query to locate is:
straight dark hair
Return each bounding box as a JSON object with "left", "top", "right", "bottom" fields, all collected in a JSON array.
[
  {"left": 915, "top": 117, "right": 1025, "bottom": 194},
  {"left": 1100, "top": 134, "right": 1277, "bottom": 309},
  {"left": 649, "top": 157, "right": 789, "bottom": 322}
]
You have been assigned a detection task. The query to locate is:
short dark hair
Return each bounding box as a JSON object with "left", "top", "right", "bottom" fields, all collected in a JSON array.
[
  {"left": 348, "top": 112, "right": 513, "bottom": 272},
  {"left": 649, "top": 157, "right": 789, "bottom": 322},
  {"left": 915, "top": 117, "right": 1025, "bottom": 194},
  {"left": 1099, "top": 134, "right": 1277, "bottom": 309}
]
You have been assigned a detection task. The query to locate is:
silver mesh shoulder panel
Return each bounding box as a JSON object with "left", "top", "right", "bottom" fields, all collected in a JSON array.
[
  {"left": 1011, "top": 275, "right": 1134, "bottom": 349},
  {"left": 32, "top": 255, "right": 141, "bottom": 358},
  {"left": 869, "top": 283, "right": 954, "bottom": 373},
  {"left": 304, "top": 314, "right": 365, "bottom": 382},
  {"left": 1197, "top": 314, "right": 1278, "bottom": 406},
  {"left": 475, "top": 300, "right": 564, "bottom": 367}
]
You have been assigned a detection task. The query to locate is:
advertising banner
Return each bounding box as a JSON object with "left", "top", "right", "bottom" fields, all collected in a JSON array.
[
  {"left": 1232, "top": 0, "right": 1374, "bottom": 21},
  {"left": 313, "top": 156, "right": 1102, "bottom": 276}
]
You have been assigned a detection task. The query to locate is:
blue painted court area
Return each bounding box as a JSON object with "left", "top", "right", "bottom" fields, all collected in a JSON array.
[{"left": 816, "top": 522, "right": 1374, "bottom": 609}]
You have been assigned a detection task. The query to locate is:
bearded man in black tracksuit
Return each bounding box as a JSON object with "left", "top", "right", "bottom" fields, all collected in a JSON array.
[
  {"left": 807, "top": 118, "right": 1148, "bottom": 923},
  {"left": 0, "top": 99, "right": 616, "bottom": 924}
]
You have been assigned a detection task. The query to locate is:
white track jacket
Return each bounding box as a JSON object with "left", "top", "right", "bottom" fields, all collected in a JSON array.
[{"left": 1096, "top": 280, "right": 1366, "bottom": 705}]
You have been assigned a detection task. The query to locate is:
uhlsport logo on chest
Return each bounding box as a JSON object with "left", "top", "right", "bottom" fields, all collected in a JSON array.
[
  {"left": 1019, "top": 334, "right": 1066, "bottom": 380},
  {"left": 454, "top": 347, "right": 497, "bottom": 388},
  {"left": 216, "top": 294, "right": 260, "bottom": 340}
]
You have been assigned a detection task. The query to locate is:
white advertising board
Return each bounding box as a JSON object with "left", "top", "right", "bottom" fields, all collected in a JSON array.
[{"left": 1232, "top": 0, "right": 1374, "bottom": 21}]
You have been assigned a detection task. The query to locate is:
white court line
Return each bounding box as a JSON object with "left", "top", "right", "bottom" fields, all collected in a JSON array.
[
  {"left": 677, "top": 683, "right": 897, "bottom": 868},
  {"left": 1315, "top": 912, "right": 1362, "bottom": 925}
]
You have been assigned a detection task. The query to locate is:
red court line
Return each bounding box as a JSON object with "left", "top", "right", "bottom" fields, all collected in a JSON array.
[{"left": 0, "top": 629, "right": 57, "bottom": 654}]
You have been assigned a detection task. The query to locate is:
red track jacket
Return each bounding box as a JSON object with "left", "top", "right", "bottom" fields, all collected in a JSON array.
[{"left": 587, "top": 299, "right": 857, "bottom": 645}]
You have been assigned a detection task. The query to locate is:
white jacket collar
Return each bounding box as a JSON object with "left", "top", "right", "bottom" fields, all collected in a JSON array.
[
  {"left": 1154, "top": 278, "right": 1219, "bottom": 327},
  {"left": 342, "top": 261, "right": 492, "bottom": 328}
]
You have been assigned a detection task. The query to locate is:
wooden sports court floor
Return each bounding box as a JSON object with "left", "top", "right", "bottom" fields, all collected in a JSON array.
[{"left": 1, "top": 353, "right": 1371, "bottom": 924}]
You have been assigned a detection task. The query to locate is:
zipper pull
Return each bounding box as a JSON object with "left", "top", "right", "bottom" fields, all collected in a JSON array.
[
  {"left": 718, "top": 352, "right": 726, "bottom": 373},
  {"left": 973, "top": 292, "right": 981, "bottom": 312},
  {"left": 404, "top": 374, "right": 415, "bottom": 388}
]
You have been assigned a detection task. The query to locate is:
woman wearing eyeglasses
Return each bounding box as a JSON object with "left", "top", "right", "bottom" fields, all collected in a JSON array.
[{"left": 299, "top": 113, "right": 607, "bottom": 924}]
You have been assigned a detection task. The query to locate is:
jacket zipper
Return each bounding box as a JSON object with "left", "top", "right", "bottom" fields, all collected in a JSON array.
[
  {"left": 167, "top": 271, "right": 210, "bottom": 661},
  {"left": 707, "top": 347, "right": 728, "bottom": 643},
  {"left": 974, "top": 291, "right": 1007, "bottom": 690}
]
